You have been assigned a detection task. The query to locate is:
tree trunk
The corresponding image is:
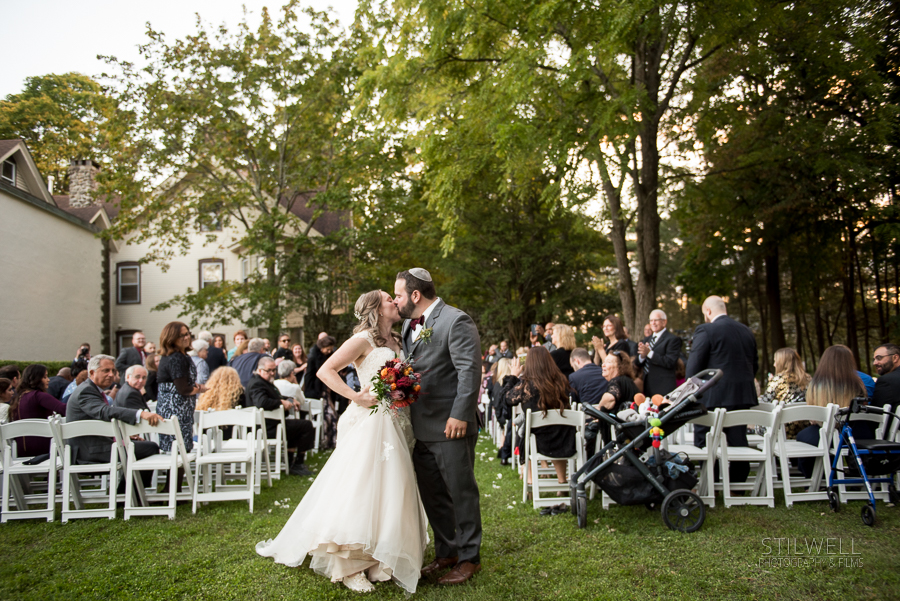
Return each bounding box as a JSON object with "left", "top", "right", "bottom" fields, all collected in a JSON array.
[
  {"left": 871, "top": 232, "right": 888, "bottom": 341},
  {"left": 753, "top": 255, "right": 770, "bottom": 377},
  {"left": 601, "top": 177, "right": 637, "bottom": 333},
  {"left": 843, "top": 227, "right": 860, "bottom": 368},
  {"left": 812, "top": 280, "right": 826, "bottom": 356},
  {"left": 854, "top": 242, "right": 871, "bottom": 373},
  {"left": 765, "top": 241, "right": 786, "bottom": 350},
  {"left": 802, "top": 312, "right": 817, "bottom": 371}
]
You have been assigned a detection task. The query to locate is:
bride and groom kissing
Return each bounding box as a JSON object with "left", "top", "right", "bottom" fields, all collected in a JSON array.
[{"left": 257, "top": 268, "right": 483, "bottom": 594}]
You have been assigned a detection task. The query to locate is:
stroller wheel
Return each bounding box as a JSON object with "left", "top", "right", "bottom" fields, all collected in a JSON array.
[
  {"left": 861, "top": 504, "right": 876, "bottom": 527},
  {"left": 661, "top": 490, "right": 705, "bottom": 533},
  {"left": 827, "top": 488, "right": 840, "bottom": 512},
  {"left": 576, "top": 494, "right": 587, "bottom": 529}
]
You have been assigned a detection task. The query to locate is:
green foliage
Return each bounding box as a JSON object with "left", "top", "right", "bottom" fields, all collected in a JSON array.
[
  {"left": 0, "top": 361, "right": 72, "bottom": 376},
  {"left": 0, "top": 73, "right": 118, "bottom": 193}
]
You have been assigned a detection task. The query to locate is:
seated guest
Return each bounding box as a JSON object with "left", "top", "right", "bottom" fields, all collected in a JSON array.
[
  {"left": 568, "top": 348, "right": 609, "bottom": 406},
  {"left": 872, "top": 343, "right": 900, "bottom": 432},
  {"left": 9, "top": 364, "right": 67, "bottom": 456},
  {"left": 598, "top": 351, "right": 639, "bottom": 414},
  {"left": 197, "top": 367, "right": 244, "bottom": 411},
  {"left": 0, "top": 365, "right": 20, "bottom": 391},
  {"left": 245, "top": 357, "right": 316, "bottom": 476},
  {"left": 143, "top": 354, "right": 159, "bottom": 402},
  {"left": 227, "top": 330, "right": 248, "bottom": 361},
  {"left": 590, "top": 315, "right": 633, "bottom": 365},
  {"left": 62, "top": 367, "right": 88, "bottom": 403},
  {"left": 144, "top": 341, "right": 157, "bottom": 356},
  {"left": 189, "top": 339, "right": 211, "bottom": 385},
  {"left": 48, "top": 367, "right": 74, "bottom": 400},
  {"left": 197, "top": 331, "right": 227, "bottom": 374},
  {"left": 0, "top": 378, "right": 13, "bottom": 422},
  {"left": 230, "top": 338, "right": 266, "bottom": 387},
  {"left": 500, "top": 346, "right": 575, "bottom": 494},
  {"left": 112, "top": 365, "right": 150, "bottom": 411},
  {"left": 274, "top": 360, "right": 304, "bottom": 403},
  {"left": 549, "top": 324, "right": 577, "bottom": 378},
  {"left": 759, "top": 348, "right": 810, "bottom": 404},
  {"left": 66, "top": 355, "right": 161, "bottom": 492}
]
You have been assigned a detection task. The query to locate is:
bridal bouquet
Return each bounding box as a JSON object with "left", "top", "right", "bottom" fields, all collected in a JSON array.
[{"left": 370, "top": 357, "right": 422, "bottom": 414}]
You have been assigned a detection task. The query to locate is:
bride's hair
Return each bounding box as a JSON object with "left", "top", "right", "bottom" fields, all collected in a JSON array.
[{"left": 352, "top": 290, "right": 400, "bottom": 349}]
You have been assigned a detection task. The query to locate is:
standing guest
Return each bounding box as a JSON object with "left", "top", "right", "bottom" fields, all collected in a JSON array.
[
  {"left": 549, "top": 324, "right": 577, "bottom": 378},
  {"left": 497, "top": 341, "right": 515, "bottom": 360},
  {"left": 500, "top": 346, "right": 575, "bottom": 499},
  {"left": 115, "top": 331, "right": 147, "bottom": 385},
  {"left": 636, "top": 310, "right": 681, "bottom": 397},
  {"left": 759, "top": 348, "right": 810, "bottom": 404},
  {"left": 543, "top": 322, "right": 557, "bottom": 352},
  {"left": 245, "top": 356, "right": 316, "bottom": 476},
  {"left": 591, "top": 315, "right": 633, "bottom": 366},
  {"left": 196, "top": 366, "right": 244, "bottom": 412},
  {"left": 568, "top": 348, "right": 609, "bottom": 407},
  {"left": 262, "top": 338, "right": 272, "bottom": 355},
  {"left": 71, "top": 343, "right": 91, "bottom": 373},
  {"left": 492, "top": 358, "right": 514, "bottom": 465},
  {"left": 686, "top": 296, "right": 759, "bottom": 483},
  {"left": 189, "top": 339, "right": 211, "bottom": 385},
  {"left": 290, "top": 344, "right": 308, "bottom": 384},
  {"left": 232, "top": 339, "right": 249, "bottom": 360},
  {"left": 48, "top": 367, "right": 74, "bottom": 400},
  {"left": 303, "top": 335, "right": 336, "bottom": 402},
  {"left": 213, "top": 335, "right": 226, "bottom": 350},
  {"left": 66, "top": 355, "right": 161, "bottom": 493},
  {"left": 157, "top": 322, "right": 207, "bottom": 459},
  {"left": 272, "top": 334, "right": 293, "bottom": 361},
  {"left": 143, "top": 354, "right": 159, "bottom": 402},
  {"left": 0, "top": 378, "right": 12, "bottom": 422},
  {"left": 112, "top": 365, "right": 150, "bottom": 411},
  {"left": 230, "top": 338, "right": 266, "bottom": 387},
  {"left": 643, "top": 323, "right": 653, "bottom": 338},
  {"left": 227, "top": 330, "right": 248, "bottom": 361},
  {"left": 309, "top": 331, "right": 329, "bottom": 357},
  {"left": 197, "top": 331, "right": 227, "bottom": 374},
  {"left": 485, "top": 344, "right": 499, "bottom": 363},
  {"left": 0, "top": 365, "right": 20, "bottom": 391},
  {"left": 62, "top": 368, "right": 88, "bottom": 403},
  {"left": 9, "top": 364, "right": 67, "bottom": 455}
]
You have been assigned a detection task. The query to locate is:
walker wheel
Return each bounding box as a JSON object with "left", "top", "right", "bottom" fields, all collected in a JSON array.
[
  {"left": 861, "top": 504, "right": 876, "bottom": 527},
  {"left": 889, "top": 484, "right": 899, "bottom": 505},
  {"left": 570, "top": 484, "right": 578, "bottom": 516},
  {"left": 827, "top": 489, "right": 839, "bottom": 512},
  {"left": 576, "top": 493, "right": 587, "bottom": 529},
  {"left": 661, "top": 489, "right": 705, "bottom": 533}
]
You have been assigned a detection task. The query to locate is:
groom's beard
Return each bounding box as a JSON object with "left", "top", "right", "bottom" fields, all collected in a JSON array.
[{"left": 398, "top": 297, "right": 416, "bottom": 320}]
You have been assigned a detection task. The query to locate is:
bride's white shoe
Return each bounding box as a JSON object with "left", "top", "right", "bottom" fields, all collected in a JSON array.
[{"left": 343, "top": 572, "right": 375, "bottom": 593}]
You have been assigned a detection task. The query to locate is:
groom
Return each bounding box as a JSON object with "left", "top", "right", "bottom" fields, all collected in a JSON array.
[{"left": 394, "top": 268, "right": 483, "bottom": 585}]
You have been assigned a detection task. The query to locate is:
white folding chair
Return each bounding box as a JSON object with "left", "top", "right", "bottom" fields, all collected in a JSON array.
[
  {"left": 772, "top": 403, "right": 836, "bottom": 507},
  {"left": 57, "top": 419, "right": 127, "bottom": 522},
  {"left": 510, "top": 404, "right": 523, "bottom": 473},
  {"left": 262, "top": 406, "right": 289, "bottom": 480},
  {"left": 119, "top": 416, "right": 195, "bottom": 520},
  {"left": 716, "top": 406, "right": 782, "bottom": 508},
  {"left": 746, "top": 402, "right": 781, "bottom": 449},
  {"left": 522, "top": 409, "right": 585, "bottom": 509},
  {"left": 193, "top": 409, "right": 261, "bottom": 514},
  {"left": 1, "top": 418, "right": 61, "bottom": 522},
  {"left": 216, "top": 407, "right": 271, "bottom": 492},
  {"left": 663, "top": 408, "right": 726, "bottom": 507},
  {"left": 300, "top": 398, "right": 324, "bottom": 455}
]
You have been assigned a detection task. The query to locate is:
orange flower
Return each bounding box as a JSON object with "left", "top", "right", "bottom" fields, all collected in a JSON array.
[
  {"left": 390, "top": 383, "right": 397, "bottom": 391},
  {"left": 413, "top": 384, "right": 421, "bottom": 392}
]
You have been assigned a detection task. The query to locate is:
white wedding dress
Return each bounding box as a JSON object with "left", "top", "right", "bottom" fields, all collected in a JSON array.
[{"left": 256, "top": 331, "right": 428, "bottom": 594}]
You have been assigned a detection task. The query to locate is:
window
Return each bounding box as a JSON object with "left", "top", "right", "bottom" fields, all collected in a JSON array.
[
  {"left": 199, "top": 259, "right": 224, "bottom": 289},
  {"left": 117, "top": 263, "right": 141, "bottom": 304},
  {"left": 0, "top": 159, "right": 15, "bottom": 186},
  {"left": 241, "top": 257, "right": 250, "bottom": 283}
]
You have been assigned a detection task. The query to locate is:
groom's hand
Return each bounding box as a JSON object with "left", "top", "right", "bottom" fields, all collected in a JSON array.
[
  {"left": 354, "top": 385, "right": 377, "bottom": 408},
  {"left": 445, "top": 417, "right": 467, "bottom": 439}
]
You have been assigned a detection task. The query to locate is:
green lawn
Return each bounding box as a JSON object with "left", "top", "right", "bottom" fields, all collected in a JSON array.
[{"left": 2, "top": 434, "right": 898, "bottom": 600}]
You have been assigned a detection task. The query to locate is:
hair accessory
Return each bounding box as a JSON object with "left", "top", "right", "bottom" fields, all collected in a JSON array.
[
  {"left": 409, "top": 267, "right": 433, "bottom": 282},
  {"left": 354, "top": 310, "right": 364, "bottom": 321}
]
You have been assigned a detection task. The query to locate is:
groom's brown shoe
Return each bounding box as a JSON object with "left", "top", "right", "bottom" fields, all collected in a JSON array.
[
  {"left": 421, "top": 556, "right": 458, "bottom": 579},
  {"left": 437, "top": 561, "right": 481, "bottom": 585}
]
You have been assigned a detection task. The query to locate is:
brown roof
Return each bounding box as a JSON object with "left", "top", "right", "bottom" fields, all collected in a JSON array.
[
  {"left": 281, "top": 191, "right": 349, "bottom": 237},
  {"left": 0, "top": 139, "right": 21, "bottom": 157},
  {"left": 54, "top": 195, "right": 120, "bottom": 223}
]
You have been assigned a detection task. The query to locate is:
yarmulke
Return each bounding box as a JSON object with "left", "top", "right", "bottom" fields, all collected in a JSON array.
[{"left": 409, "top": 268, "right": 433, "bottom": 282}]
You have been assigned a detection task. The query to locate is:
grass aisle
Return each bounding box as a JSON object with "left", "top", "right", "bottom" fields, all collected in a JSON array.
[{"left": 1, "top": 433, "right": 898, "bottom": 600}]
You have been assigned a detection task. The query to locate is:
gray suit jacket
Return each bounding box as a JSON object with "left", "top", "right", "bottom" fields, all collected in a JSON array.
[
  {"left": 66, "top": 379, "right": 140, "bottom": 463},
  {"left": 402, "top": 299, "right": 482, "bottom": 442},
  {"left": 112, "top": 382, "right": 149, "bottom": 412}
]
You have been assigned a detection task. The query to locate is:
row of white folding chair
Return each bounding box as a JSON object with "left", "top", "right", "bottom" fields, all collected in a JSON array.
[
  {"left": 522, "top": 409, "right": 585, "bottom": 510},
  {"left": 193, "top": 408, "right": 263, "bottom": 513},
  {"left": 663, "top": 408, "right": 726, "bottom": 507},
  {"left": 772, "top": 403, "right": 837, "bottom": 507},
  {"left": 716, "top": 406, "right": 782, "bottom": 508},
  {"left": 1, "top": 417, "right": 62, "bottom": 522}
]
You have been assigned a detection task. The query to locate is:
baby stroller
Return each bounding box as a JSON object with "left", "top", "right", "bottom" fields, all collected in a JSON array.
[
  {"left": 569, "top": 369, "right": 723, "bottom": 532},
  {"left": 827, "top": 397, "right": 900, "bottom": 526}
]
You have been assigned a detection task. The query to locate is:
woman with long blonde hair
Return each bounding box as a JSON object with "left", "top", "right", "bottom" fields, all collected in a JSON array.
[
  {"left": 493, "top": 357, "right": 515, "bottom": 465},
  {"left": 759, "top": 348, "right": 810, "bottom": 404},
  {"left": 549, "top": 324, "right": 577, "bottom": 377},
  {"left": 197, "top": 367, "right": 243, "bottom": 411}
]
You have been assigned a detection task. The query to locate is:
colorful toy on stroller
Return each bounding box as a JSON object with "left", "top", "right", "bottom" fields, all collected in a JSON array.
[
  {"left": 827, "top": 397, "right": 900, "bottom": 526},
  {"left": 569, "top": 369, "right": 723, "bottom": 532}
]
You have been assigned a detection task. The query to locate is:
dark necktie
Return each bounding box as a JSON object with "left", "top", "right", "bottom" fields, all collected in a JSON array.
[{"left": 643, "top": 335, "right": 658, "bottom": 375}]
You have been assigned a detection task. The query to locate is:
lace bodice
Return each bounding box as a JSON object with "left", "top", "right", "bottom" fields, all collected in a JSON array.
[{"left": 337, "top": 331, "right": 415, "bottom": 449}]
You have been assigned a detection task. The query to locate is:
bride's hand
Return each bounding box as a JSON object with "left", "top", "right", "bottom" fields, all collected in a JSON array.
[{"left": 354, "top": 385, "right": 377, "bottom": 408}]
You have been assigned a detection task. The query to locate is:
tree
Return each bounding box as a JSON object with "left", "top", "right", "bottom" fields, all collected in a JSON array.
[
  {"left": 0, "top": 73, "right": 117, "bottom": 193},
  {"left": 101, "top": 2, "right": 383, "bottom": 337}
]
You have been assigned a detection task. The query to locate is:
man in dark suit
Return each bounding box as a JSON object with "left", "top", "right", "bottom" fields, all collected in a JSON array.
[
  {"left": 686, "top": 296, "right": 759, "bottom": 483},
  {"left": 568, "top": 348, "right": 609, "bottom": 406},
  {"left": 48, "top": 367, "right": 73, "bottom": 400},
  {"left": 245, "top": 356, "right": 317, "bottom": 476},
  {"left": 115, "top": 331, "right": 147, "bottom": 385},
  {"left": 635, "top": 309, "right": 681, "bottom": 397},
  {"left": 112, "top": 365, "right": 150, "bottom": 412},
  {"left": 66, "top": 355, "right": 161, "bottom": 492},
  {"left": 198, "top": 331, "right": 228, "bottom": 374},
  {"left": 872, "top": 343, "right": 900, "bottom": 431}
]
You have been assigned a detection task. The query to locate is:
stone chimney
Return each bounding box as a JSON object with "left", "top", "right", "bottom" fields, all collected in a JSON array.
[{"left": 68, "top": 159, "right": 100, "bottom": 208}]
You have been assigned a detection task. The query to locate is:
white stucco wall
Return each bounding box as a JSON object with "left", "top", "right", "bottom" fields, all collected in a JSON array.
[{"left": 0, "top": 192, "right": 103, "bottom": 361}]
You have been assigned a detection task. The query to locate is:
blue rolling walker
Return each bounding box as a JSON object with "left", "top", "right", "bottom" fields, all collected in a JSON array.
[{"left": 827, "top": 397, "right": 900, "bottom": 526}]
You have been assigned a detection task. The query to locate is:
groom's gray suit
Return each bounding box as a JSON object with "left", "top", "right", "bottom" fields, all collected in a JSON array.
[{"left": 402, "top": 298, "right": 483, "bottom": 564}]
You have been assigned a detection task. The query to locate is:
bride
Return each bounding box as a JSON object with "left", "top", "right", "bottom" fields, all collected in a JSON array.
[{"left": 256, "top": 290, "right": 429, "bottom": 594}]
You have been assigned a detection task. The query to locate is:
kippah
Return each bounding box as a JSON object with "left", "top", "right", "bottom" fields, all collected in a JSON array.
[{"left": 409, "top": 267, "right": 433, "bottom": 282}]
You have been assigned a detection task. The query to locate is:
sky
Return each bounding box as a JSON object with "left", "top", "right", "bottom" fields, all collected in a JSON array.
[{"left": 1, "top": 0, "right": 359, "bottom": 99}]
